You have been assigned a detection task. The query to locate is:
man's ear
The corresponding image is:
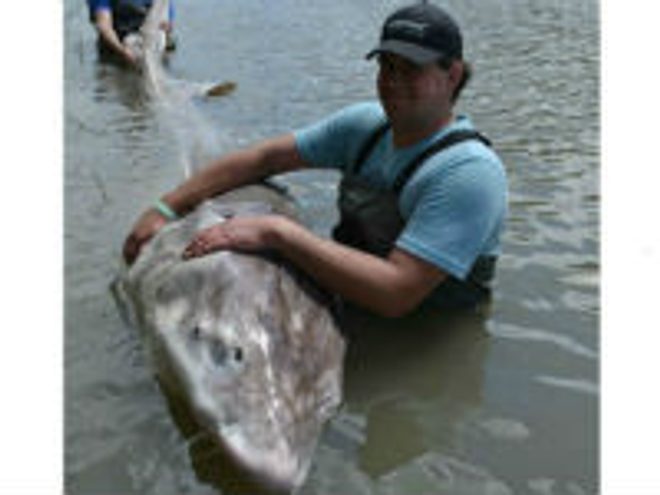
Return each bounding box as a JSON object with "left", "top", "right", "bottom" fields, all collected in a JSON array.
[{"left": 447, "top": 60, "right": 464, "bottom": 88}]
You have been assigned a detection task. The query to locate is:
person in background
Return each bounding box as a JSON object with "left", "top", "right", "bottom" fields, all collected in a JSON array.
[
  {"left": 123, "top": 2, "right": 508, "bottom": 317},
  {"left": 86, "top": 0, "right": 176, "bottom": 66}
]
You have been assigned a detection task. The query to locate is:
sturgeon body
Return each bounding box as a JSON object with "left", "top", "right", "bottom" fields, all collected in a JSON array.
[{"left": 117, "top": 185, "right": 346, "bottom": 491}]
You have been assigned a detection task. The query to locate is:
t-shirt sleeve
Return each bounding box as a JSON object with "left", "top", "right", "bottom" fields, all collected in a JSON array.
[
  {"left": 294, "top": 102, "right": 385, "bottom": 171},
  {"left": 396, "top": 154, "right": 507, "bottom": 280},
  {"left": 88, "top": 0, "right": 111, "bottom": 20},
  {"left": 89, "top": 0, "right": 111, "bottom": 13}
]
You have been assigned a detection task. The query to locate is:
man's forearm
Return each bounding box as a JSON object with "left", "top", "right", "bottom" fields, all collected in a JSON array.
[
  {"left": 95, "top": 11, "right": 130, "bottom": 59},
  {"left": 162, "top": 135, "right": 305, "bottom": 215},
  {"left": 272, "top": 219, "right": 444, "bottom": 317}
]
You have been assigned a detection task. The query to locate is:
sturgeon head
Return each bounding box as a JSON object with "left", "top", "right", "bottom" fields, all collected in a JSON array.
[{"left": 120, "top": 196, "right": 346, "bottom": 491}]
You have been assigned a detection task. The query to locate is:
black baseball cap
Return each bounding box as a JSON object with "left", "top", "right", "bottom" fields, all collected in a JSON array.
[{"left": 366, "top": 2, "right": 463, "bottom": 65}]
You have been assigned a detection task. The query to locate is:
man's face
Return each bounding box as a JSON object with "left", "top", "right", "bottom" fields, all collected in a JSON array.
[{"left": 376, "top": 52, "right": 456, "bottom": 127}]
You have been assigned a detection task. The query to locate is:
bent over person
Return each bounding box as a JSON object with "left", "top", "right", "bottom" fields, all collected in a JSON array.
[
  {"left": 123, "top": 2, "right": 508, "bottom": 317},
  {"left": 87, "top": 0, "right": 176, "bottom": 66}
]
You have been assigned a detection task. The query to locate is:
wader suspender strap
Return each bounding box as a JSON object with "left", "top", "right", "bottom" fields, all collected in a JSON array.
[
  {"left": 350, "top": 123, "right": 492, "bottom": 193},
  {"left": 392, "top": 130, "right": 492, "bottom": 194},
  {"left": 351, "top": 122, "right": 391, "bottom": 175}
]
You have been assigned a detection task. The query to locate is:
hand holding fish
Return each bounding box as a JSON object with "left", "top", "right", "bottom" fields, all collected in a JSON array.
[
  {"left": 183, "top": 215, "right": 289, "bottom": 259},
  {"left": 123, "top": 208, "right": 170, "bottom": 264},
  {"left": 120, "top": 43, "right": 140, "bottom": 66}
]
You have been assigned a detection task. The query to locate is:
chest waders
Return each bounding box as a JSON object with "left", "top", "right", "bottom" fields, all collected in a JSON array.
[
  {"left": 111, "top": 0, "right": 153, "bottom": 39},
  {"left": 332, "top": 122, "right": 497, "bottom": 309}
]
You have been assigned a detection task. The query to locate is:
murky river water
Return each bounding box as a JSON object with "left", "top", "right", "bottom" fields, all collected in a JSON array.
[{"left": 64, "top": 0, "right": 599, "bottom": 493}]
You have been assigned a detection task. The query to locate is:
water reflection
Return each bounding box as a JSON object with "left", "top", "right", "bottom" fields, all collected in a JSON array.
[
  {"left": 92, "top": 60, "right": 156, "bottom": 135},
  {"left": 302, "top": 306, "right": 494, "bottom": 492}
]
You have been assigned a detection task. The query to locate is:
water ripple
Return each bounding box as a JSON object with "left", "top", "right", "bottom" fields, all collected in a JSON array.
[
  {"left": 534, "top": 375, "right": 599, "bottom": 397},
  {"left": 488, "top": 322, "right": 598, "bottom": 360}
]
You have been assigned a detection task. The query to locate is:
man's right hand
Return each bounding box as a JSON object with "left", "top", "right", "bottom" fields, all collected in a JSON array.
[
  {"left": 123, "top": 209, "right": 170, "bottom": 265},
  {"left": 121, "top": 44, "right": 140, "bottom": 67}
]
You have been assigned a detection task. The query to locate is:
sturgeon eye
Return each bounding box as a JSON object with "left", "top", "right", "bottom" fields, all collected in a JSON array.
[
  {"left": 191, "top": 326, "right": 202, "bottom": 339},
  {"left": 233, "top": 347, "right": 243, "bottom": 363}
]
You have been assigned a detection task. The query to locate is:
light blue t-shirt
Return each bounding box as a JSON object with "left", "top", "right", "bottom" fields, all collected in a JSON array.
[{"left": 294, "top": 101, "right": 508, "bottom": 282}]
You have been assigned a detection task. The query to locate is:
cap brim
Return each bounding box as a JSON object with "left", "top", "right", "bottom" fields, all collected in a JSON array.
[{"left": 365, "top": 39, "right": 443, "bottom": 66}]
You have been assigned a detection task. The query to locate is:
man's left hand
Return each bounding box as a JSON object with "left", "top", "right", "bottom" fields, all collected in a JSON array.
[{"left": 182, "top": 215, "right": 288, "bottom": 259}]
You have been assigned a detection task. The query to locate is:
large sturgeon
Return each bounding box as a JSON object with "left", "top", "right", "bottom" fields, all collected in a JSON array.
[{"left": 116, "top": 185, "right": 346, "bottom": 491}]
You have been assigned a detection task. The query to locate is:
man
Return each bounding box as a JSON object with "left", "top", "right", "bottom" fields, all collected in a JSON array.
[
  {"left": 123, "top": 2, "right": 508, "bottom": 317},
  {"left": 87, "top": 0, "right": 175, "bottom": 66}
]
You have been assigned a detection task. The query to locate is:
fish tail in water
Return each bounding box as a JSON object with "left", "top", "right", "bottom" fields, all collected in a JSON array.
[{"left": 204, "top": 81, "right": 237, "bottom": 98}]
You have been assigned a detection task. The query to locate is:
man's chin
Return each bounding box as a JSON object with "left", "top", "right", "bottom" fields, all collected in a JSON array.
[{"left": 381, "top": 102, "right": 401, "bottom": 123}]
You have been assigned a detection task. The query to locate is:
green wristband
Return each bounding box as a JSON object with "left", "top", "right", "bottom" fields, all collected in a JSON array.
[{"left": 153, "top": 199, "right": 179, "bottom": 221}]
